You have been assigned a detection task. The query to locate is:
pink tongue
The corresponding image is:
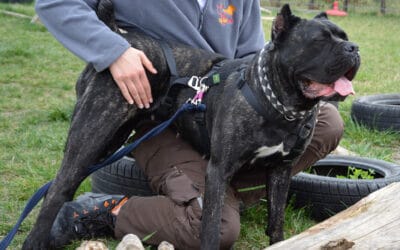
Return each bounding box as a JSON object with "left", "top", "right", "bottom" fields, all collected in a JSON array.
[{"left": 334, "top": 77, "right": 355, "bottom": 96}]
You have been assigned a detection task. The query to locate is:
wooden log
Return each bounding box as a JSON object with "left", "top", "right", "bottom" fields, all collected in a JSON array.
[{"left": 266, "top": 182, "right": 400, "bottom": 249}]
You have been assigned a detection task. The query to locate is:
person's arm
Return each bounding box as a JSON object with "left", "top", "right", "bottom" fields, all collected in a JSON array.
[
  {"left": 35, "top": 0, "right": 128, "bottom": 72},
  {"left": 235, "top": 0, "right": 265, "bottom": 58},
  {"left": 35, "top": 0, "right": 156, "bottom": 108}
]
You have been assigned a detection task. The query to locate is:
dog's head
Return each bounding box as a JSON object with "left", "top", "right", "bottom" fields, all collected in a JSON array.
[{"left": 269, "top": 5, "right": 360, "bottom": 106}]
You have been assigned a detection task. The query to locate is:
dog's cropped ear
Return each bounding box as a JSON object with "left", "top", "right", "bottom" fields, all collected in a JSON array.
[
  {"left": 271, "top": 4, "right": 301, "bottom": 43},
  {"left": 314, "top": 12, "right": 329, "bottom": 19}
]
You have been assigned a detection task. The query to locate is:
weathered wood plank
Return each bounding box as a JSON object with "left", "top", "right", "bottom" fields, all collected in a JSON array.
[{"left": 266, "top": 182, "right": 400, "bottom": 249}]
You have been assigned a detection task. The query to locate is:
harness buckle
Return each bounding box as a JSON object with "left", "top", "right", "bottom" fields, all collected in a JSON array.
[
  {"left": 188, "top": 76, "right": 202, "bottom": 91},
  {"left": 187, "top": 76, "right": 209, "bottom": 106},
  {"left": 284, "top": 114, "right": 296, "bottom": 122},
  {"left": 299, "top": 122, "right": 313, "bottom": 139}
]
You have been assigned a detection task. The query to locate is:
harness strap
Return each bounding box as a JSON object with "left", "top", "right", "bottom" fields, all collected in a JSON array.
[
  {"left": 155, "top": 40, "right": 189, "bottom": 118},
  {"left": 200, "top": 62, "right": 224, "bottom": 86},
  {"left": 236, "top": 68, "right": 270, "bottom": 119},
  {"left": 156, "top": 75, "right": 190, "bottom": 118},
  {"left": 187, "top": 61, "right": 226, "bottom": 155},
  {"left": 284, "top": 115, "right": 316, "bottom": 160},
  {"left": 159, "top": 41, "right": 178, "bottom": 77}
]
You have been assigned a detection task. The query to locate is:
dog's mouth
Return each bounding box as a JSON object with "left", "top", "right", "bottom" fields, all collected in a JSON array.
[{"left": 300, "top": 67, "right": 356, "bottom": 99}]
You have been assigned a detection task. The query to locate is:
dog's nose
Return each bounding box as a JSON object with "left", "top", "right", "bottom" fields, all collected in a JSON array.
[{"left": 344, "top": 42, "right": 359, "bottom": 53}]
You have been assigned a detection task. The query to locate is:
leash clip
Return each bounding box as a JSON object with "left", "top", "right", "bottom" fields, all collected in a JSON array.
[
  {"left": 186, "top": 76, "right": 209, "bottom": 106},
  {"left": 188, "top": 76, "right": 202, "bottom": 91},
  {"left": 284, "top": 114, "right": 296, "bottom": 122}
]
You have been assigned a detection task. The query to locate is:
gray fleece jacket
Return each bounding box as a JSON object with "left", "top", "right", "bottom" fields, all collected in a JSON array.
[{"left": 35, "top": 0, "right": 265, "bottom": 72}]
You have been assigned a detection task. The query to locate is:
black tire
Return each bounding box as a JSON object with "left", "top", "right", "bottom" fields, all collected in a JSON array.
[
  {"left": 289, "top": 155, "right": 400, "bottom": 221},
  {"left": 91, "top": 157, "right": 155, "bottom": 197},
  {"left": 351, "top": 93, "right": 400, "bottom": 131},
  {"left": 93, "top": 155, "right": 400, "bottom": 222}
]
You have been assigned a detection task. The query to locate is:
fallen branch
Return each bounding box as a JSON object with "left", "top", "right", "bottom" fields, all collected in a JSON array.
[
  {"left": 0, "top": 9, "right": 32, "bottom": 19},
  {"left": 0, "top": 9, "right": 40, "bottom": 24},
  {"left": 260, "top": 7, "right": 272, "bottom": 14},
  {"left": 262, "top": 16, "right": 275, "bottom": 21}
]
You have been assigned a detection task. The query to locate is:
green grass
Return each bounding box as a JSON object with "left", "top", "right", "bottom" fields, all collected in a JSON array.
[
  {"left": 237, "top": 198, "right": 315, "bottom": 249},
  {"left": 1, "top": 3, "right": 400, "bottom": 249},
  {"left": 261, "top": 0, "right": 400, "bottom": 15}
]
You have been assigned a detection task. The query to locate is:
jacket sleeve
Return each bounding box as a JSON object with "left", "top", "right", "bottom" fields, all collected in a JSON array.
[
  {"left": 35, "top": 0, "right": 130, "bottom": 71},
  {"left": 235, "top": 0, "right": 265, "bottom": 58}
]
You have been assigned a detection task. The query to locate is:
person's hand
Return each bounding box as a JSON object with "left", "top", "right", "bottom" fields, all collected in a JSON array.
[{"left": 109, "top": 47, "right": 157, "bottom": 108}]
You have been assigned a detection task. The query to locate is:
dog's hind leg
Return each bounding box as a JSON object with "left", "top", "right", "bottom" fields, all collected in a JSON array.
[
  {"left": 23, "top": 68, "right": 137, "bottom": 249},
  {"left": 265, "top": 163, "right": 292, "bottom": 245}
]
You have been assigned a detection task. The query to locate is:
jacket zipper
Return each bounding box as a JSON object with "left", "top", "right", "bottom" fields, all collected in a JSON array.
[{"left": 198, "top": 0, "right": 210, "bottom": 32}]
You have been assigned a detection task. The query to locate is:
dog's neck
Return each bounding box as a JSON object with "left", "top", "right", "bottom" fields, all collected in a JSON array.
[{"left": 249, "top": 43, "right": 316, "bottom": 121}]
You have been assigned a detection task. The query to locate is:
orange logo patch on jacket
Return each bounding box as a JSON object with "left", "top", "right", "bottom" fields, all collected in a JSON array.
[{"left": 217, "top": 3, "right": 236, "bottom": 25}]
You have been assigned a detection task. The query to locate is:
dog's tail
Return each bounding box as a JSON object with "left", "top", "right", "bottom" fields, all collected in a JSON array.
[{"left": 96, "top": 0, "right": 119, "bottom": 32}]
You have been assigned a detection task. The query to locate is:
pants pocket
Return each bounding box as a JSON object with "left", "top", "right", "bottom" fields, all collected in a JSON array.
[{"left": 163, "top": 167, "right": 201, "bottom": 205}]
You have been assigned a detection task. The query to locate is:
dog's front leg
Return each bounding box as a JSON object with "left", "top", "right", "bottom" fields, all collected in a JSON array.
[
  {"left": 200, "top": 159, "right": 226, "bottom": 250},
  {"left": 265, "top": 162, "right": 292, "bottom": 245}
]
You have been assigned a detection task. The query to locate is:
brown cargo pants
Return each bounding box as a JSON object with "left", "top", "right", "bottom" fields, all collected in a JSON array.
[{"left": 114, "top": 103, "right": 343, "bottom": 249}]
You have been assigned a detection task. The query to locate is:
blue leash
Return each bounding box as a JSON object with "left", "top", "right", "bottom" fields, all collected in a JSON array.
[{"left": 0, "top": 102, "right": 205, "bottom": 250}]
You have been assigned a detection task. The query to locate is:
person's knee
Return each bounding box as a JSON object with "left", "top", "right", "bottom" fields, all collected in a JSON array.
[
  {"left": 219, "top": 222, "right": 240, "bottom": 249},
  {"left": 313, "top": 103, "right": 344, "bottom": 154},
  {"left": 181, "top": 199, "right": 240, "bottom": 249},
  {"left": 219, "top": 205, "right": 240, "bottom": 249},
  {"left": 292, "top": 103, "right": 344, "bottom": 175}
]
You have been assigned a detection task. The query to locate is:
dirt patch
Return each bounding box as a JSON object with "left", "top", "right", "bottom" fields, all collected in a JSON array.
[{"left": 393, "top": 150, "right": 400, "bottom": 165}]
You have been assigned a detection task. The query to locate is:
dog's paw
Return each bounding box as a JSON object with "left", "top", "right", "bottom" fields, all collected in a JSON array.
[{"left": 22, "top": 235, "right": 50, "bottom": 250}]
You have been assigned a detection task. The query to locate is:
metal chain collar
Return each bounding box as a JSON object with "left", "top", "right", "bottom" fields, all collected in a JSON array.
[{"left": 256, "top": 44, "right": 315, "bottom": 121}]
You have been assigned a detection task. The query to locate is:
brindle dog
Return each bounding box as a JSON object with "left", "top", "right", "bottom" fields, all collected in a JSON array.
[{"left": 23, "top": 2, "right": 360, "bottom": 249}]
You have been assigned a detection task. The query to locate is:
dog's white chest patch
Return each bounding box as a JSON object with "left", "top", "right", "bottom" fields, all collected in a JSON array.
[{"left": 251, "top": 143, "right": 289, "bottom": 164}]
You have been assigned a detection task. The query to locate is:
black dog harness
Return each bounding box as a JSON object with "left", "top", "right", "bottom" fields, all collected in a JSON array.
[
  {"left": 156, "top": 40, "right": 227, "bottom": 154},
  {"left": 158, "top": 39, "right": 317, "bottom": 159},
  {"left": 156, "top": 40, "right": 224, "bottom": 118}
]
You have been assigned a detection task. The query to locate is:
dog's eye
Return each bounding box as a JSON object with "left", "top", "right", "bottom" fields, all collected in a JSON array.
[
  {"left": 312, "top": 34, "right": 328, "bottom": 42},
  {"left": 313, "top": 36, "right": 326, "bottom": 42},
  {"left": 311, "top": 29, "right": 331, "bottom": 43},
  {"left": 336, "top": 30, "right": 349, "bottom": 41},
  {"left": 329, "top": 27, "right": 348, "bottom": 41}
]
